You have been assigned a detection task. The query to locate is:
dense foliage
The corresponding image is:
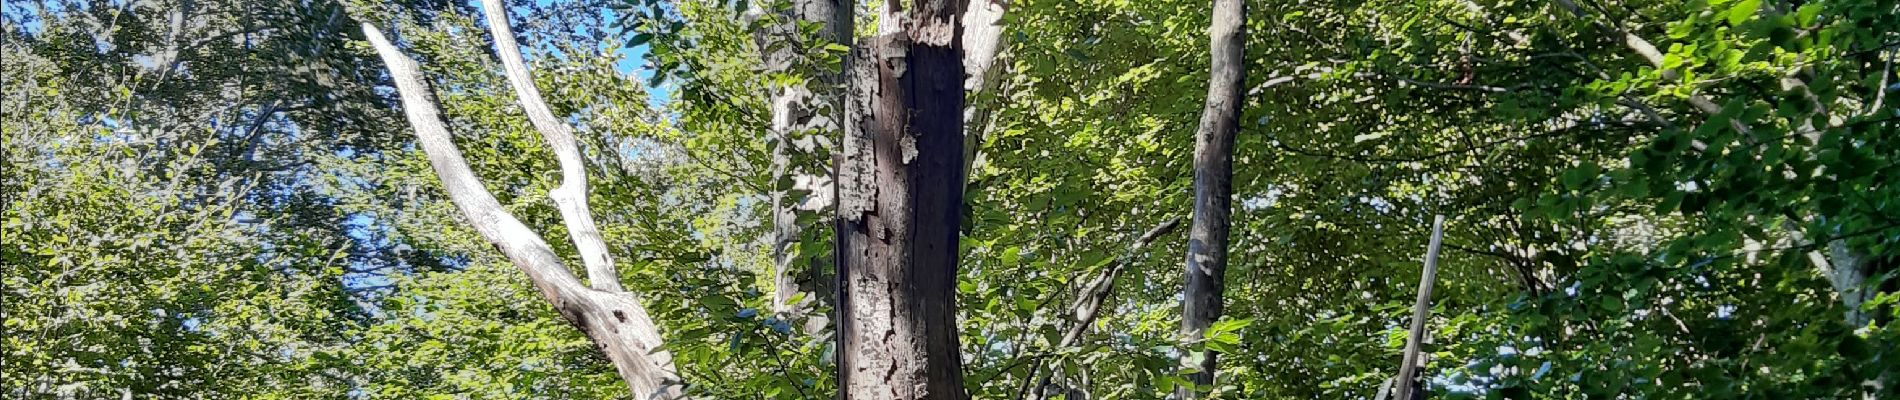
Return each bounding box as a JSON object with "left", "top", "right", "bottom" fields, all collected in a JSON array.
[{"left": 4, "top": 0, "right": 1895, "bottom": 398}]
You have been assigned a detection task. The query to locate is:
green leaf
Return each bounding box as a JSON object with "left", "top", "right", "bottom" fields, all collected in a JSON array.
[
  {"left": 1205, "top": 334, "right": 1239, "bottom": 353},
  {"left": 1728, "top": 0, "right": 1761, "bottom": 26},
  {"left": 1662, "top": 53, "right": 1684, "bottom": 70},
  {"left": 627, "top": 32, "right": 654, "bottom": 46},
  {"left": 1207, "top": 318, "right": 1253, "bottom": 336},
  {"left": 1562, "top": 166, "right": 1595, "bottom": 190},
  {"left": 1795, "top": 4, "right": 1822, "bottom": 26}
]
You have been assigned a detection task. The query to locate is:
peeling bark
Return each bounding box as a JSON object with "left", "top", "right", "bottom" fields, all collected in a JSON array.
[
  {"left": 835, "top": 1, "right": 971, "bottom": 399},
  {"left": 1177, "top": 0, "right": 1246, "bottom": 397}
]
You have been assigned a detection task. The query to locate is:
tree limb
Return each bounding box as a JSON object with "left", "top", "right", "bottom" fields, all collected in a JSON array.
[
  {"left": 360, "top": 23, "right": 685, "bottom": 399},
  {"left": 478, "top": 0, "right": 624, "bottom": 293},
  {"left": 1250, "top": 68, "right": 1536, "bottom": 95},
  {"left": 1025, "top": 217, "right": 1182, "bottom": 400},
  {"left": 1551, "top": 0, "right": 1747, "bottom": 135}
]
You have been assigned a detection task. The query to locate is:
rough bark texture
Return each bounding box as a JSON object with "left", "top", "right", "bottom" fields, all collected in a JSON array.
[
  {"left": 362, "top": 23, "right": 684, "bottom": 400},
  {"left": 760, "top": 0, "right": 854, "bottom": 330},
  {"left": 835, "top": 1, "right": 970, "bottom": 399},
  {"left": 1177, "top": 0, "right": 1245, "bottom": 397}
]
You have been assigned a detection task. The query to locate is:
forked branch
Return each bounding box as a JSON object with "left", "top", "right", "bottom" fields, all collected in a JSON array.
[
  {"left": 478, "top": 0, "right": 625, "bottom": 292},
  {"left": 361, "top": 22, "right": 686, "bottom": 399}
]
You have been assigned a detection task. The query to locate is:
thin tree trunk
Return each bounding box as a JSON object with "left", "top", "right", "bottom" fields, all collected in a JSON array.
[
  {"left": 361, "top": 22, "right": 684, "bottom": 400},
  {"left": 960, "top": 0, "right": 1008, "bottom": 177},
  {"left": 761, "top": 0, "right": 853, "bottom": 331},
  {"left": 834, "top": 1, "right": 971, "bottom": 399},
  {"left": 1394, "top": 216, "right": 1447, "bottom": 400},
  {"left": 1177, "top": 0, "right": 1246, "bottom": 397}
]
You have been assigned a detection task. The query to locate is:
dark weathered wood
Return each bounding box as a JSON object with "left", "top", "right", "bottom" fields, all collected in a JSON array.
[
  {"left": 1177, "top": 0, "right": 1245, "bottom": 397},
  {"left": 1394, "top": 215, "right": 1447, "bottom": 400},
  {"left": 835, "top": 1, "right": 971, "bottom": 399}
]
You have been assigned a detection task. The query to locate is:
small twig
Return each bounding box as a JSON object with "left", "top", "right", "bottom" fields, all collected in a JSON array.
[{"left": 1263, "top": 118, "right": 1652, "bottom": 164}]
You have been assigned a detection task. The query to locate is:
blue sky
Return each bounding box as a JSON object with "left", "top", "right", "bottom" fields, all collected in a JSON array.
[
  {"left": 620, "top": 43, "right": 674, "bottom": 108},
  {"left": 504, "top": 0, "right": 674, "bottom": 108}
]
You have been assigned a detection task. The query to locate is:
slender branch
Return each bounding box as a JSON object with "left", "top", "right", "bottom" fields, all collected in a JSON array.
[
  {"left": 1251, "top": 68, "right": 1540, "bottom": 96},
  {"left": 1023, "top": 217, "right": 1182, "bottom": 400},
  {"left": 1265, "top": 117, "right": 1653, "bottom": 164},
  {"left": 970, "top": 349, "right": 1055, "bottom": 387},
  {"left": 1064, "top": 217, "right": 1183, "bottom": 345},
  {"left": 479, "top": 0, "right": 624, "bottom": 292},
  {"left": 361, "top": 23, "right": 586, "bottom": 295},
  {"left": 1868, "top": 47, "right": 1894, "bottom": 116},
  {"left": 1393, "top": 215, "right": 1447, "bottom": 400},
  {"left": 1551, "top": 0, "right": 1749, "bottom": 136}
]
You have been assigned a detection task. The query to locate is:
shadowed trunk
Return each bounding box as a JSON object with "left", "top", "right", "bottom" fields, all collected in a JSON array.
[{"left": 1177, "top": 0, "right": 1246, "bottom": 397}]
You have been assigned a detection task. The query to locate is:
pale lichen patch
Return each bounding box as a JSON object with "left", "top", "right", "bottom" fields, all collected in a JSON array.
[{"left": 900, "top": 133, "right": 918, "bottom": 165}]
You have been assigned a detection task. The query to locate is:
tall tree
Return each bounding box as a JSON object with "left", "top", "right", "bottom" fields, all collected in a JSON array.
[
  {"left": 1178, "top": 0, "right": 1246, "bottom": 397},
  {"left": 834, "top": 0, "right": 973, "bottom": 399}
]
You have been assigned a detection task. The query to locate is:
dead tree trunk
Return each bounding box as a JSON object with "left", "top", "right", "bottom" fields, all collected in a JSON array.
[
  {"left": 1177, "top": 0, "right": 1246, "bottom": 397},
  {"left": 834, "top": 1, "right": 971, "bottom": 399}
]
